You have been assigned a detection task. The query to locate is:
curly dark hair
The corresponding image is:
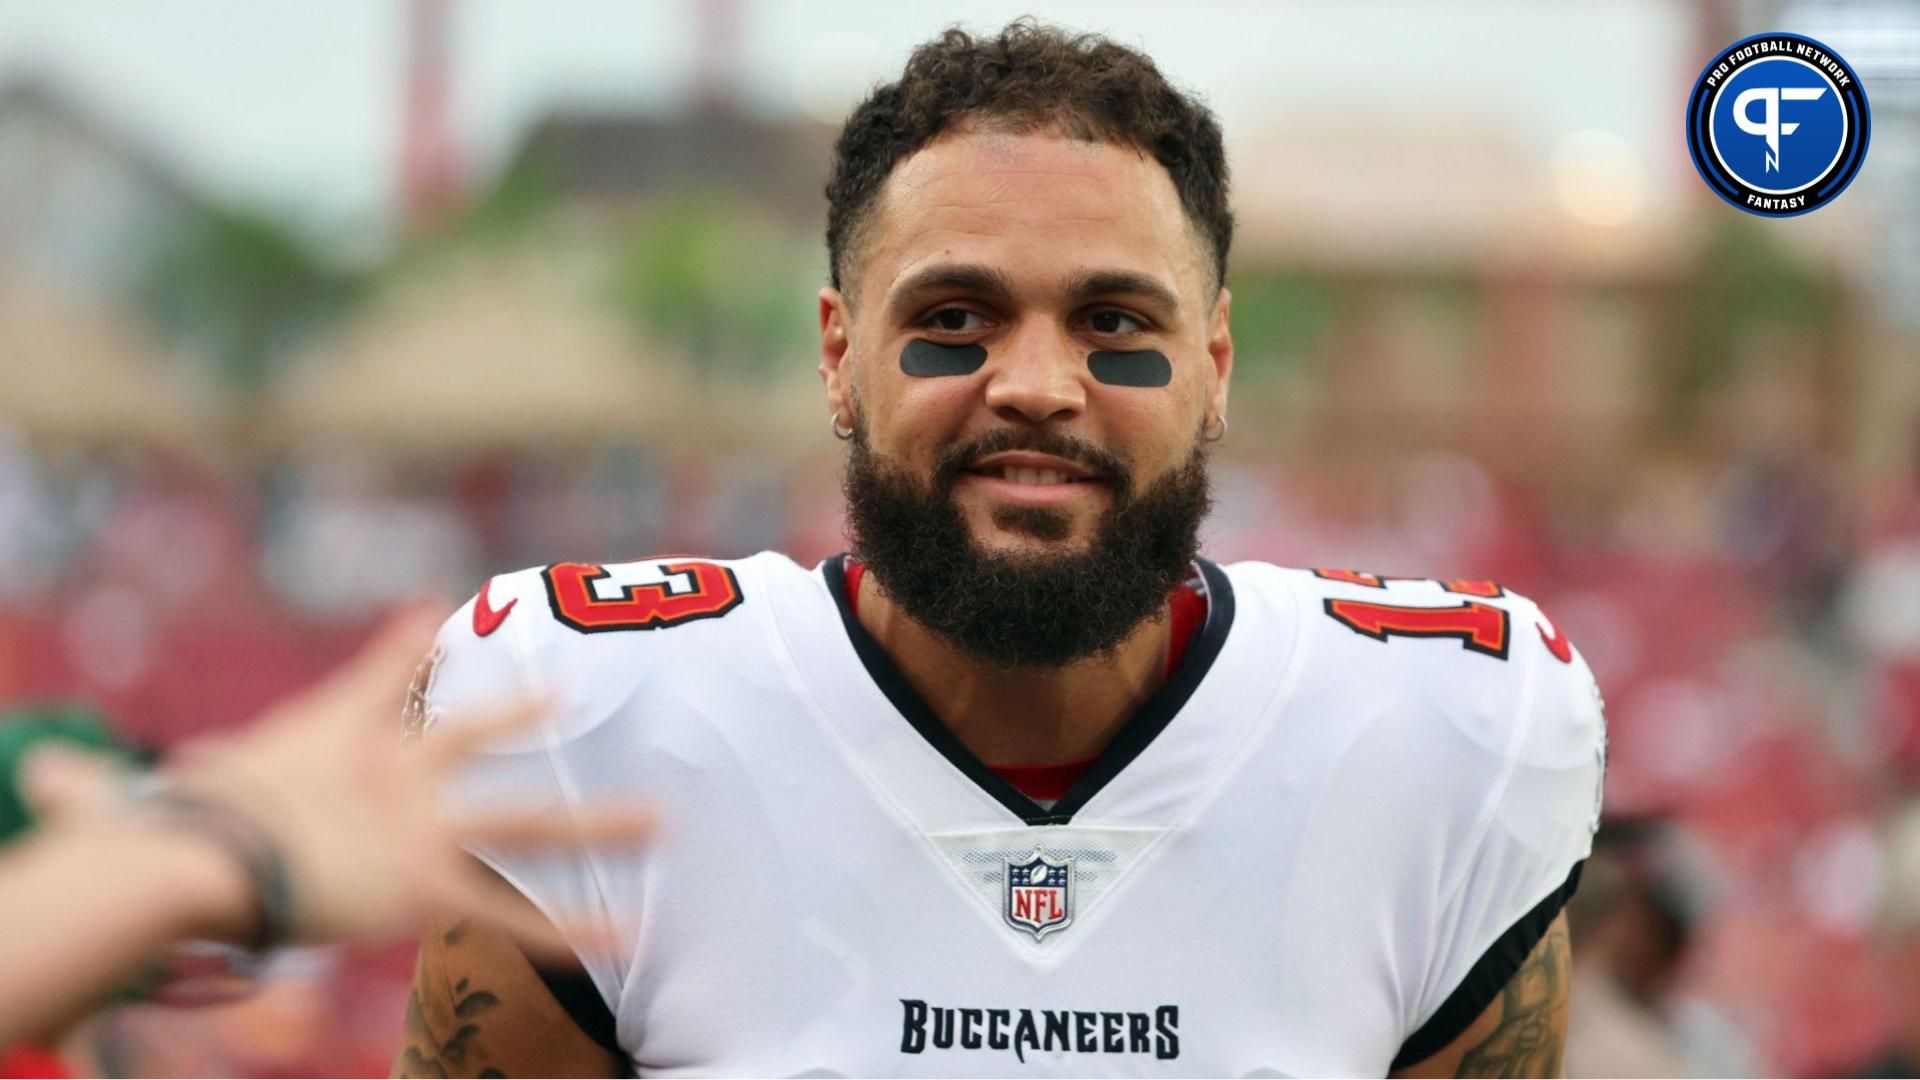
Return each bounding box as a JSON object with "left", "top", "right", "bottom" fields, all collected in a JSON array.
[{"left": 825, "top": 19, "right": 1233, "bottom": 297}]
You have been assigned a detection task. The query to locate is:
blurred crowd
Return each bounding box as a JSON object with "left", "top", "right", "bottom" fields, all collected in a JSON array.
[{"left": 0, "top": 432, "right": 819, "bottom": 743}]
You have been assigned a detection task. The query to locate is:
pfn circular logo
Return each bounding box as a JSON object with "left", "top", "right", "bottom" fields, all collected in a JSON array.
[{"left": 1685, "top": 32, "right": 1869, "bottom": 217}]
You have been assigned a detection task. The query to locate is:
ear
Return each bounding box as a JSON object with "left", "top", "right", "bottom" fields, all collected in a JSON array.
[
  {"left": 819, "top": 286, "right": 854, "bottom": 425},
  {"left": 1206, "top": 286, "right": 1234, "bottom": 425}
]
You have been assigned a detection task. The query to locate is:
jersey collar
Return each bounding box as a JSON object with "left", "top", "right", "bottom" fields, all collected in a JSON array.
[{"left": 821, "top": 552, "right": 1237, "bottom": 826}]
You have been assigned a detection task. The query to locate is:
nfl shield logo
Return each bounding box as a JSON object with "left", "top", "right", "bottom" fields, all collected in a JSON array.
[{"left": 1004, "top": 849, "right": 1074, "bottom": 940}]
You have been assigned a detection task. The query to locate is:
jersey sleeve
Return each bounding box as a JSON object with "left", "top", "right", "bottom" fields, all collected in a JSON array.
[
  {"left": 1392, "top": 605, "right": 1607, "bottom": 1068},
  {"left": 410, "top": 567, "right": 632, "bottom": 1009}
]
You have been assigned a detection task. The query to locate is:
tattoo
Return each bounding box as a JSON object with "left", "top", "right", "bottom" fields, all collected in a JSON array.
[
  {"left": 398, "top": 991, "right": 453, "bottom": 1077},
  {"left": 1454, "top": 919, "right": 1570, "bottom": 1078},
  {"left": 396, "top": 910, "right": 618, "bottom": 1077},
  {"left": 399, "top": 1047, "right": 449, "bottom": 1079},
  {"left": 457, "top": 990, "right": 503, "bottom": 1018},
  {"left": 397, "top": 978, "right": 507, "bottom": 1078}
]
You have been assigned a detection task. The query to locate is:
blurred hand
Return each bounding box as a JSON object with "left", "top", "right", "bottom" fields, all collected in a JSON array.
[
  {"left": 18, "top": 742, "right": 129, "bottom": 823},
  {"left": 27, "top": 611, "right": 651, "bottom": 953}
]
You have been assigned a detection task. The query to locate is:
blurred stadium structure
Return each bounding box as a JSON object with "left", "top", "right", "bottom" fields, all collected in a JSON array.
[{"left": 0, "top": 0, "right": 1918, "bottom": 1074}]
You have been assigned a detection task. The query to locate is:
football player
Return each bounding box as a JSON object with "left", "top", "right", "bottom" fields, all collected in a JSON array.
[{"left": 395, "top": 20, "right": 1604, "bottom": 1077}]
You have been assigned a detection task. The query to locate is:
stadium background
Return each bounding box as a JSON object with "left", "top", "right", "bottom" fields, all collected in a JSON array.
[{"left": 0, "top": 0, "right": 1916, "bottom": 1074}]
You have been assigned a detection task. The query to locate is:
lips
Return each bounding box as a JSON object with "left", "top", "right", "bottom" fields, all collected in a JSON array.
[
  {"left": 968, "top": 465, "right": 1096, "bottom": 486},
  {"left": 962, "top": 451, "right": 1102, "bottom": 488},
  {"left": 954, "top": 451, "right": 1110, "bottom": 510}
]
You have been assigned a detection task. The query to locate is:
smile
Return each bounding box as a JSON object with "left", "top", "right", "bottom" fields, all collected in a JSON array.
[
  {"left": 969, "top": 466, "right": 1095, "bottom": 486},
  {"left": 957, "top": 470, "right": 1109, "bottom": 508}
]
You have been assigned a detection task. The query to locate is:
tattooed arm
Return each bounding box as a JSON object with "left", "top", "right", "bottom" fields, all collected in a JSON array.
[
  {"left": 394, "top": 910, "right": 624, "bottom": 1079},
  {"left": 1388, "top": 912, "right": 1571, "bottom": 1079}
]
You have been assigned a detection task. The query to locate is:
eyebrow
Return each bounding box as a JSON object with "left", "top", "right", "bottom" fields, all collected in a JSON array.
[
  {"left": 1061, "top": 269, "right": 1183, "bottom": 315},
  {"left": 887, "top": 263, "right": 1017, "bottom": 312},
  {"left": 886, "top": 262, "right": 1184, "bottom": 319}
]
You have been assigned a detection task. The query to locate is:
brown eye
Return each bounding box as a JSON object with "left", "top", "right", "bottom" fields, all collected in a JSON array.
[
  {"left": 925, "top": 308, "right": 983, "bottom": 333},
  {"left": 1090, "top": 310, "right": 1144, "bottom": 334}
]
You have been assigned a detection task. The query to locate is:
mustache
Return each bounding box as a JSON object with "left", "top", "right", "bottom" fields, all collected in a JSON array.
[{"left": 931, "top": 429, "right": 1134, "bottom": 502}]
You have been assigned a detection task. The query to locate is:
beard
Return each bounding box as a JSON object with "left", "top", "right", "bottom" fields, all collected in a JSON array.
[{"left": 842, "top": 420, "right": 1212, "bottom": 669}]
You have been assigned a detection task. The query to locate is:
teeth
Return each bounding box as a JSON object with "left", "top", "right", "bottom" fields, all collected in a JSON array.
[{"left": 997, "top": 467, "right": 1073, "bottom": 485}]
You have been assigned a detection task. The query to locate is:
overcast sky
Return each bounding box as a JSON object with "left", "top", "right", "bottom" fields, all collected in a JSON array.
[{"left": 0, "top": 1, "right": 1697, "bottom": 241}]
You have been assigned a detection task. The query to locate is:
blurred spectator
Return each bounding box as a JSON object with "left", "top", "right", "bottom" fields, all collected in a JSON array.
[
  {"left": 1849, "top": 804, "right": 1920, "bottom": 1077},
  {"left": 1564, "top": 821, "right": 1701, "bottom": 1078},
  {"left": 262, "top": 451, "right": 480, "bottom": 618},
  {"left": 0, "top": 425, "right": 63, "bottom": 607}
]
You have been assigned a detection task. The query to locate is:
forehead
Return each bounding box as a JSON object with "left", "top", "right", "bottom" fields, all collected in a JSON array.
[{"left": 858, "top": 129, "right": 1207, "bottom": 308}]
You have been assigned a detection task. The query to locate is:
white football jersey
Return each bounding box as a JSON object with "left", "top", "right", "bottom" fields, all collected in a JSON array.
[{"left": 415, "top": 552, "right": 1605, "bottom": 1077}]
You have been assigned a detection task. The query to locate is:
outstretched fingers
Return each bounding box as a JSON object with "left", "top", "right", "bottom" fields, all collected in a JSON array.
[
  {"left": 420, "top": 697, "right": 552, "bottom": 770},
  {"left": 17, "top": 744, "right": 128, "bottom": 822},
  {"left": 436, "top": 867, "right": 623, "bottom": 966},
  {"left": 452, "top": 807, "right": 656, "bottom": 852},
  {"left": 321, "top": 608, "right": 445, "bottom": 727},
  {"left": 288, "top": 599, "right": 441, "bottom": 726}
]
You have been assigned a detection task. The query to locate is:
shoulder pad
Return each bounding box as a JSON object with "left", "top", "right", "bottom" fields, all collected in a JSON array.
[
  {"left": 422, "top": 553, "right": 795, "bottom": 745},
  {"left": 1270, "top": 564, "right": 1604, "bottom": 773}
]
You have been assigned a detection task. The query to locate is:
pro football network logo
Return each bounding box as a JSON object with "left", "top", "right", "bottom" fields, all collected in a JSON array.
[
  {"left": 1004, "top": 849, "right": 1074, "bottom": 940},
  {"left": 1685, "top": 32, "right": 1869, "bottom": 217}
]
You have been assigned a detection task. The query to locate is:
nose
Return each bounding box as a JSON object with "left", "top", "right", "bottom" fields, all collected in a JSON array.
[{"left": 980, "top": 320, "right": 1087, "bottom": 425}]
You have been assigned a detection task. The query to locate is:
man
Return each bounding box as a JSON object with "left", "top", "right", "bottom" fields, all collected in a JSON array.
[{"left": 396, "top": 20, "right": 1605, "bottom": 1077}]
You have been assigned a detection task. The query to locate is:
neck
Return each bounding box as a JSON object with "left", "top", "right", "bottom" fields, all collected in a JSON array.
[{"left": 853, "top": 566, "right": 1172, "bottom": 765}]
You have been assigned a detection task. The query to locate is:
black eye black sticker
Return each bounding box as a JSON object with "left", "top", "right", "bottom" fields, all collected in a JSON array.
[
  {"left": 1088, "top": 350, "right": 1172, "bottom": 388},
  {"left": 901, "top": 339, "right": 987, "bottom": 377},
  {"left": 901, "top": 341, "right": 1173, "bottom": 387}
]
